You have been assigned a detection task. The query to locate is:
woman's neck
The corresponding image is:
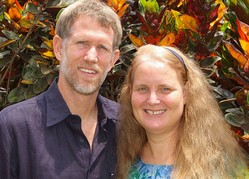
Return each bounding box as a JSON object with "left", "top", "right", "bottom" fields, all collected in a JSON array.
[{"left": 141, "top": 132, "right": 178, "bottom": 165}]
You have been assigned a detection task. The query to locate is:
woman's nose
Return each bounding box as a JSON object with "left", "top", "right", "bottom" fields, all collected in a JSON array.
[{"left": 147, "top": 92, "right": 160, "bottom": 105}]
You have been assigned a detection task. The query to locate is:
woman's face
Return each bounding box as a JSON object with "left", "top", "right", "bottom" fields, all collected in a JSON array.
[{"left": 131, "top": 60, "right": 187, "bottom": 136}]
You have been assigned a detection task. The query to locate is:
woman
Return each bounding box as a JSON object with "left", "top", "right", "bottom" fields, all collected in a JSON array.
[{"left": 117, "top": 44, "right": 248, "bottom": 178}]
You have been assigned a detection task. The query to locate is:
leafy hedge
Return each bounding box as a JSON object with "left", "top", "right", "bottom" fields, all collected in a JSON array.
[{"left": 0, "top": 0, "right": 249, "bottom": 154}]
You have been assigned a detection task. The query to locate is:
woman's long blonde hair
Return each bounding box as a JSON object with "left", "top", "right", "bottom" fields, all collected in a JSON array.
[{"left": 117, "top": 44, "right": 248, "bottom": 179}]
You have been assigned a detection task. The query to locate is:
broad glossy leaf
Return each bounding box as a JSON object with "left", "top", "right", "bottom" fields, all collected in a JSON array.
[
  {"left": 7, "top": 0, "right": 15, "bottom": 6},
  {"left": 225, "top": 113, "right": 242, "bottom": 127},
  {"left": 157, "top": 33, "right": 175, "bottom": 46},
  {"left": 24, "top": 85, "right": 36, "bottom": 99},
  {"left": 1, "top": 30, "right": 19, "bottom": 40},
  {"left": 224, "top": 41, "right": 247, "bottom": 66},
  {"left": 171, "top": 10, "right": 185, "bottom": 30},
  {"left": 180, "top": 14, "right": 198, "bottom": 32},
  {"left": 118, "top": 4, "right": 129, "bottom": 17},
  {"left": 0, "top": 39, "right": 16, "bottom": 49},
  {"left": 207, "top": 34, "right": 223, "bottom": 51},
  {"left": 7, "top": 86, "right": 26, "bottom": 103},
  {"left": 236, "top": 19, "right": 249, "bottom": 41},
  {"left": 15, "top": 0, "right": 23, "bottom": 10},
  {"left": 8, "top": 6, "right": 21, "bottom": 21},
  {"left": 40, "top": 64, "right": 54, "bottom": 75},
  {"left": 199, "top": 56, "right": 221, "bottom": 68},
  {"left": 19, "top": 17, "right": 33, "bottom": 28},
  {"left": 239, "top": 38, "right": 249, "bottom": 56},
  {"left": 107, "top": 0, "right": 118, "bottom": 10},
  {"left": 128, "top": 34, "right": 144, "bottom": 47},
  {"left": 140, "top": 0, "right": 159, "bottom": 13},
  {"left": 0, "top": 53, "right": 11, "bottom": 68},
  {"left": 25, "top": 3, "right": 40, "bottom": 14},
  {"left": 33, "top": 77, "right": 49, "bottom": 94}
]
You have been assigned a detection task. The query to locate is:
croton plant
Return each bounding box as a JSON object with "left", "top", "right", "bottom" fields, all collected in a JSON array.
[{"left": 0, "top": 0, "right": 249, "bottom": 154}]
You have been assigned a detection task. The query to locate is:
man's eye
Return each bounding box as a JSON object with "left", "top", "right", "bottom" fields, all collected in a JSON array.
[
  {"left": 161, "top": 87, "right": 169, "bottom": 92},
  {"left": 97, "top": 45, "right": 111, "bottom": 53},
  {"left": 77, "top": 41, "right": 89, "bottom": 47}
]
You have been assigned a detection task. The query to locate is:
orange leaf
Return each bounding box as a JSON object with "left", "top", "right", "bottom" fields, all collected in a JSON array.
[
  {"left": 118, "top": 4, "right": 129, "bottom": 17},
  {"left": 157, "top": 33, "right": 175, "bottom": 46},
  {"left": 107, "top": 0, "right": 118, "bottom": 11},
  {"left": 117, "top": 0, "right": 127, "bottom": 11},
  {"left": 128, "top": 34, "right": 144, "bottom": 47},
  {"left": 239, "top": 38, "right": 249, "bottom": 57},
  {"left": 224, "top": 41, "right": 247, "bottom": 66},
  {"left": 236, "top": 19, "right": 249, "bottom": 41},
  {"left": 180, "top": 14, "right": 198, "bottom": 32},
  {"left": 8, "top": 0, "right": 15, "bottom": 6},
  {"left": 15, "top": 0, "right": 23, "bottom": 11},
  {"left": 8, "top": 6, "right": 21, "bottom": 21}
]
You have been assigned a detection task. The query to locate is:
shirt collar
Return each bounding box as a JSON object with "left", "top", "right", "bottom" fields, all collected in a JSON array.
[
  {"left": 44, "top": 78, "right": 119, "bottom": 127},
  {"left": 45, "top": 78, "right": 71, "bottom": 127}
]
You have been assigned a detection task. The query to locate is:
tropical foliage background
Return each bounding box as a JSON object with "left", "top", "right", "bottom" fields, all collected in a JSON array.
[{"left": 0, "top": 0, "right": 249, "bottom": 155}]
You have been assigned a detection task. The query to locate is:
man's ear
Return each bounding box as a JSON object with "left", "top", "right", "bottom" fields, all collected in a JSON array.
[
  {"left": 108, "top": 49, "right": 120, "bottom": 71},
  {"left": 53, "top": 35, "right": 63, "bottom": 61}
]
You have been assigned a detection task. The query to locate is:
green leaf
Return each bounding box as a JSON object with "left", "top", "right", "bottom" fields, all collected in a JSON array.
[
  {"left": 25, "top": 3, "right": 40, "bottom": 14},
  {"left": 24, "top": 85, "right": 37, "bottom": 99},
  {"left": 199, "top": 56, "right": 221, "bottom": 68},
  {"left": 238, "top": 0, "right": 249, "bottom": 14},
  {"left": 206, "top": 34, "right": 223, "bottom": 52},
  {"left": 139, "top": 0, "right": 159, "bottom": 13},
  {"left": 1, "top": 30, "right": 20, "bottom": 40},
  {"left": 7, "top": 87, "right": 26, "bottom": 103},
  {"left": 33, "top": 77, "right": 49, "bottom": 94},
  {"left": 0, "top": 5, "right": 5, "bottom": 21},
  {"left": 0, "top": 53, "right": 11, "bottom": 68},
  {"left": 225, "top": 113, "right": 242, "bottom": 127}
]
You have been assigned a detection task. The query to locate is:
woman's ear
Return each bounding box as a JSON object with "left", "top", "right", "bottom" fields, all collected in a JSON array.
[{"left": 53, "top": 35, "right": 63, "bottom": 61}]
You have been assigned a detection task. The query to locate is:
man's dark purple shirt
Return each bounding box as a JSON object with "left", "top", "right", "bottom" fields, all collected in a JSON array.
[{"left": 0, "top": 79, "right": 119, "bottom": 179}]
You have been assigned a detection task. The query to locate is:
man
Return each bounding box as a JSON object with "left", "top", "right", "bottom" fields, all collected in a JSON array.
[{"left": 0, "top": 0, "right": 122, "bottom": 178}]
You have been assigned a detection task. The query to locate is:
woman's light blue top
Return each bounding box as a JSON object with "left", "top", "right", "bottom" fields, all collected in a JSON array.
[{"left": 128, "top": 159, "right": 173, "bottom": 179}]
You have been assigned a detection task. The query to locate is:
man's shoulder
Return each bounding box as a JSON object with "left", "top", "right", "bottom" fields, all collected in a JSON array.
[{"left": 0, "top": 93, "right": 45, "bottom": 125}]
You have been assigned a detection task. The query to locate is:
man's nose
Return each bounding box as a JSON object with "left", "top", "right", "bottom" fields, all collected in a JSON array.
[
  {"left": 147, "top": 91, "right": 160, "bottom": 105},
  {"left": 84, "top": 46, "right": 98, "bottom": 62}
]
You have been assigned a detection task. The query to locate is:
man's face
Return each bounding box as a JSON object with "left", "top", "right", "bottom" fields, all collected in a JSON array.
[{"left": 55, "top": 16, "right": 119, "bottom": 95}]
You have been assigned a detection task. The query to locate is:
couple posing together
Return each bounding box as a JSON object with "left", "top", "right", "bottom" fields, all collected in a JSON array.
[{"left": 0, "top": 0, "right": 248, "bottom": 178}]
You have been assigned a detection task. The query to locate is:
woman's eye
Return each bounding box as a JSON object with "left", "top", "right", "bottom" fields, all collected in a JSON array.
[{"left": 137, "top": 86, "right": 148, "bottom": 92}]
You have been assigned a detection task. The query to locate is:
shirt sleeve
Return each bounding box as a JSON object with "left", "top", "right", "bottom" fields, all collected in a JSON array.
[{"left": 0, "top": 115, "right": 18, "bottom": 179}]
